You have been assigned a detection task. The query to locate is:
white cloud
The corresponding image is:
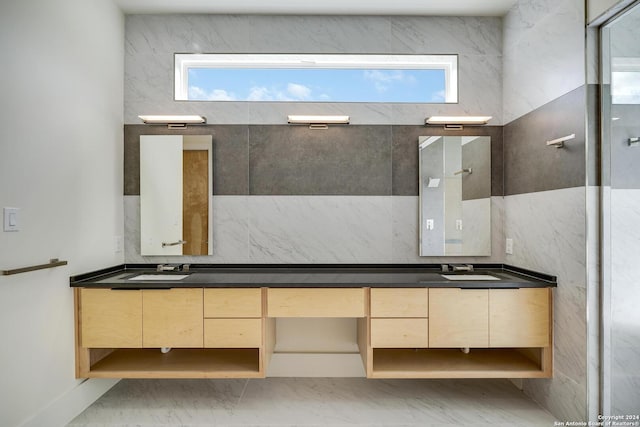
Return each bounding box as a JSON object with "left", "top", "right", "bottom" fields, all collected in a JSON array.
[
  {"left": 430, "top": 90, "right": 446, "bottom": 102},
  {"left": 247, "top": 86, "right": 272, "bottom": 101},
  {"left": 287, "top": 83, "right": 312, "bottom": 100},
  {"left": 247, "top": 86, "right": 301, "bottom": 101},
  {"left": 319, "top": 93, "right": 331, "bottom": 100},
  {"left": 364, "top": 70, "right": 407, "bottom": 93},
  {"left": 188, "top": 86, "right": 236, "bottom": 101},
  {"left": 209, "top": 89, "right": 236, "bottom": 101}
]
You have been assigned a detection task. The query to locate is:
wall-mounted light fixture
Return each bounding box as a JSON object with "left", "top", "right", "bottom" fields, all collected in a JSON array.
[
  {"left": 546, "top": 133, "right": 575, "bottom": 149},
  {"left": 629, "top": 137, "right": 639, "bottom": 147},
  {"left": 138, "top": 115, "right": 206, "bottom": 128},
  {"left": 425, "top": 116, "right": 492, "bottom": 130},
  {"left": 287, "top": 115, "right": 350, "bottom": 130}
]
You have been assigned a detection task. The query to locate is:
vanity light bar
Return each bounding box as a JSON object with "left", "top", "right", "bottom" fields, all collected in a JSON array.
[
  {"left": 287, "top": 115, "right": 350, "bottom": 125},
  {"left": 138, "top": 115, "right": 206, "bottom": 126},
  {"left": 425, "top": 116, "right": 492, "bottom": 126}
]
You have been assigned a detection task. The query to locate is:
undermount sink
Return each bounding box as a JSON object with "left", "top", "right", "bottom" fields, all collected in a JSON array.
[
  {"left": 129, "top": 274, "right": 190, "bottom": 281},
  {"left": 441, "top": 274, "right": 500, "bottom": 281}
]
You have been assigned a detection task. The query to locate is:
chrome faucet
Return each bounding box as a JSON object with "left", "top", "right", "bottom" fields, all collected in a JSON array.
[
  {"left": 156, "top": 263, "right": 190, "bottom": 272},
  {"left": 450, "top": 264, "right": 474, "bottom": 272}
]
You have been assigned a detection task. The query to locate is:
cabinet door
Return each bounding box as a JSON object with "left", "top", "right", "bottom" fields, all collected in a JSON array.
[
  {"left": 429, "top": 288, "right": 488, "bottom": 348},
  {"left": 204, "top": 288, "right": 262, "bottom": 318},
  {"left": 80, "top": 289, "right": 142, "bottom": 348},
  {"left": 204, "top": 319, "right": 262, "bottom": 347},
  {"left": 142, "top": 288, "right": 203, "bottom": 348},
  {"left": 370, "top": 318, "right": 429, "bottom": 348},
  {"left": 370, "top": 288, "right": 428, "bottom": 317},
  {"left": 489, "top": 288, "right": 551, "bottom": 347}
]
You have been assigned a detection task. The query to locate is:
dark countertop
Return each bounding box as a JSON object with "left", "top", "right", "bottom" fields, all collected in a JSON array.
[{"left": 70, "top": 264, "right": 556, "bottom": 289}]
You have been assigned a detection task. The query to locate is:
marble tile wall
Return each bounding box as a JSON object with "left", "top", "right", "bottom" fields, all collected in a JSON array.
[
  {"left": 586, "top": 186, "right": 601, "bottom": 421},
  {"left": 503, "top": 0, "right": 586, "bottom": 124},
  {"left": 124, "top": 15, "right": 502, "bottom": 125},
  {"left": 609, "top": 189, "right": 640, "bottom": 414},
  {"left": 125, "top": 195, "right": 505, "bottom": 264},
  {"left": 502, "top": 0, "right": 590, "bottom": 420},
  {"left": 504, "top": 187, "right": 587, "bottom": 421},
  {"left": 123, "top": 122, "right": 504, "bottom": 264}
]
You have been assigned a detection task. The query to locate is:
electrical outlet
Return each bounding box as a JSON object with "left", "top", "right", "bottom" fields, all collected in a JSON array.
[
  {"left": 426, "top": 219, "right": 434, "bottom": 230},
  {"left": 114, "top": 235, "right": 123, "bottom": 253},
  {"left": 505, "top": 238, "right": 514, "bottom": 255}
]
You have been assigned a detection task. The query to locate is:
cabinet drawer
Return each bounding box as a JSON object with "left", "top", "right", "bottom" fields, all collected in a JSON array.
[
  {"left": 267, "top": 288, "right": 365, "bottom": 317},
  {"left": 80, "top": 289, "right": 142, "bottom": 348},
  {"left": 142, "top": 288, "right": 203, "bottom": 348},
  {"left": 204, "top": 319, "right": 262, "bottom": 348},
  {"left": 489, "top": 288, "right": 551, "bottom": 347},
  {"left": 204, "top": 288, "right": 262, "bottom": 318},
  {"left": 370, "top": 288, "right": 428, "bottom": 317},
  {"left": 371, "top": 318, "right": 429, "bottom": 348}
]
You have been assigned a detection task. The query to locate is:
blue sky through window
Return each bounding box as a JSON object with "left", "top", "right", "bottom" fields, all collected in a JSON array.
[{"left": 187, "top": 68, "right": 446, "bottom": 103}]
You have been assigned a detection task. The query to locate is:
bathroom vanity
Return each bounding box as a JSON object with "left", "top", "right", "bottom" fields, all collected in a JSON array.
[{"left": 70, "top": 264, "right": 555, "bottom": 380}]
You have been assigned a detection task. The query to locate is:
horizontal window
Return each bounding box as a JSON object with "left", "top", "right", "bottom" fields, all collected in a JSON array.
[{"left": 175, "top": 54, "right": 457, "bottom": 103}]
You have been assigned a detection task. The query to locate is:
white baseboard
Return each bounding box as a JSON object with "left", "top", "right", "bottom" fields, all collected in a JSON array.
[
  {"left": 19, "top": 378, "right": 119, "bottom": 427},
  {"left": 267, "top": 353, "right": 366, "bottom": 377}
]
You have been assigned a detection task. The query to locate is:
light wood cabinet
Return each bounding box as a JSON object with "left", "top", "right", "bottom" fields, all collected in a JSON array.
[
  {"left": 370, "top": 318, "right": 429, "bottom": 348},
  {"left": 142, "top": 289, "right": 203, "bottom": 348},
  {"left": 429, "top": 288, "right": 489, "bottom": 348},
  {"left": 76, "top": 283, "right": 552, "bottom": 380},
  {"left": 80, "top": 289, "right": 142, "bottom": 348},
  {"left": 370, "top": 288, "right": 428, "bottom": 317},
  {"left": 489, "top": 288, "right": 551, "bottom": 347},
  {"left": 267, "top": 288, "right": 365, "bottom": 317},
  {"left": 204, "top": 288, "right": 262, "bottom": 318}
]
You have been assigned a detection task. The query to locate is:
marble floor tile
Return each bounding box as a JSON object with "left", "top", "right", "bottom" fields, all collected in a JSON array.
[{"left": 68, "top": 378, "right": 557, "bottom": 427}]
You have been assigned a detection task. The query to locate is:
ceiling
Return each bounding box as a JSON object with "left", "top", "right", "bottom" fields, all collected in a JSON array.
[{"left": 114, "top": 0, "right": 517, "bottom": 16}]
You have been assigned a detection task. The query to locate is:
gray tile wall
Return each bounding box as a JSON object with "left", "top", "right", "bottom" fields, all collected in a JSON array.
[
  {"left": 462, "top": 137, "right": 492, "bottom": 200},
  {"left": 504, "top": 86, "right": 587, "bottom": 196},
  {"left": 610, "top": 104, "right": 640, "bottom": 189},
  {"left": 248, "top": 126, "right": 392, "bottom": 196},
  {"left": 124, "top": 124, "right": 503, "bottom": 197}
]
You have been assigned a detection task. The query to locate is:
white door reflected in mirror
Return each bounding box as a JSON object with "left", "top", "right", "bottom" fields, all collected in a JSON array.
[{"left": 140, "top": 135, "right": 212, "bottom": 256}]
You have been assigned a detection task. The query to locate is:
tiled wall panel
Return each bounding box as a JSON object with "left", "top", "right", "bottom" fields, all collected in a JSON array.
[
  {"left": 504, "top": 87, "right": 586, "bottom": 196},
  {"left": 124, "top": 15, "right": 503, "bottom": 125}
]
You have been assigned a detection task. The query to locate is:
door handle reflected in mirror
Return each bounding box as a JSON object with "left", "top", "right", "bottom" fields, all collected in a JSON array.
[
  {"left": 162, "top": 240, "right": 187, "bottom": 247},
  {"left": 453, "top": 167, "right": 472, "bottom": 176}
]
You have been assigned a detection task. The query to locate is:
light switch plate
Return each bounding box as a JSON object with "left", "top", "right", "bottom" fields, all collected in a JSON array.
[{"left": 3, "top": 207, "right": 20, "bottom": 232}]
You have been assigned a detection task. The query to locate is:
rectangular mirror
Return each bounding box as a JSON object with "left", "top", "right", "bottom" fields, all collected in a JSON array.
[
  {"left": 140, "top": 135, "right": 212, "bottom": 256},
  {"left": 419, "top": 135, "right": 491, "bottom": 256}
]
